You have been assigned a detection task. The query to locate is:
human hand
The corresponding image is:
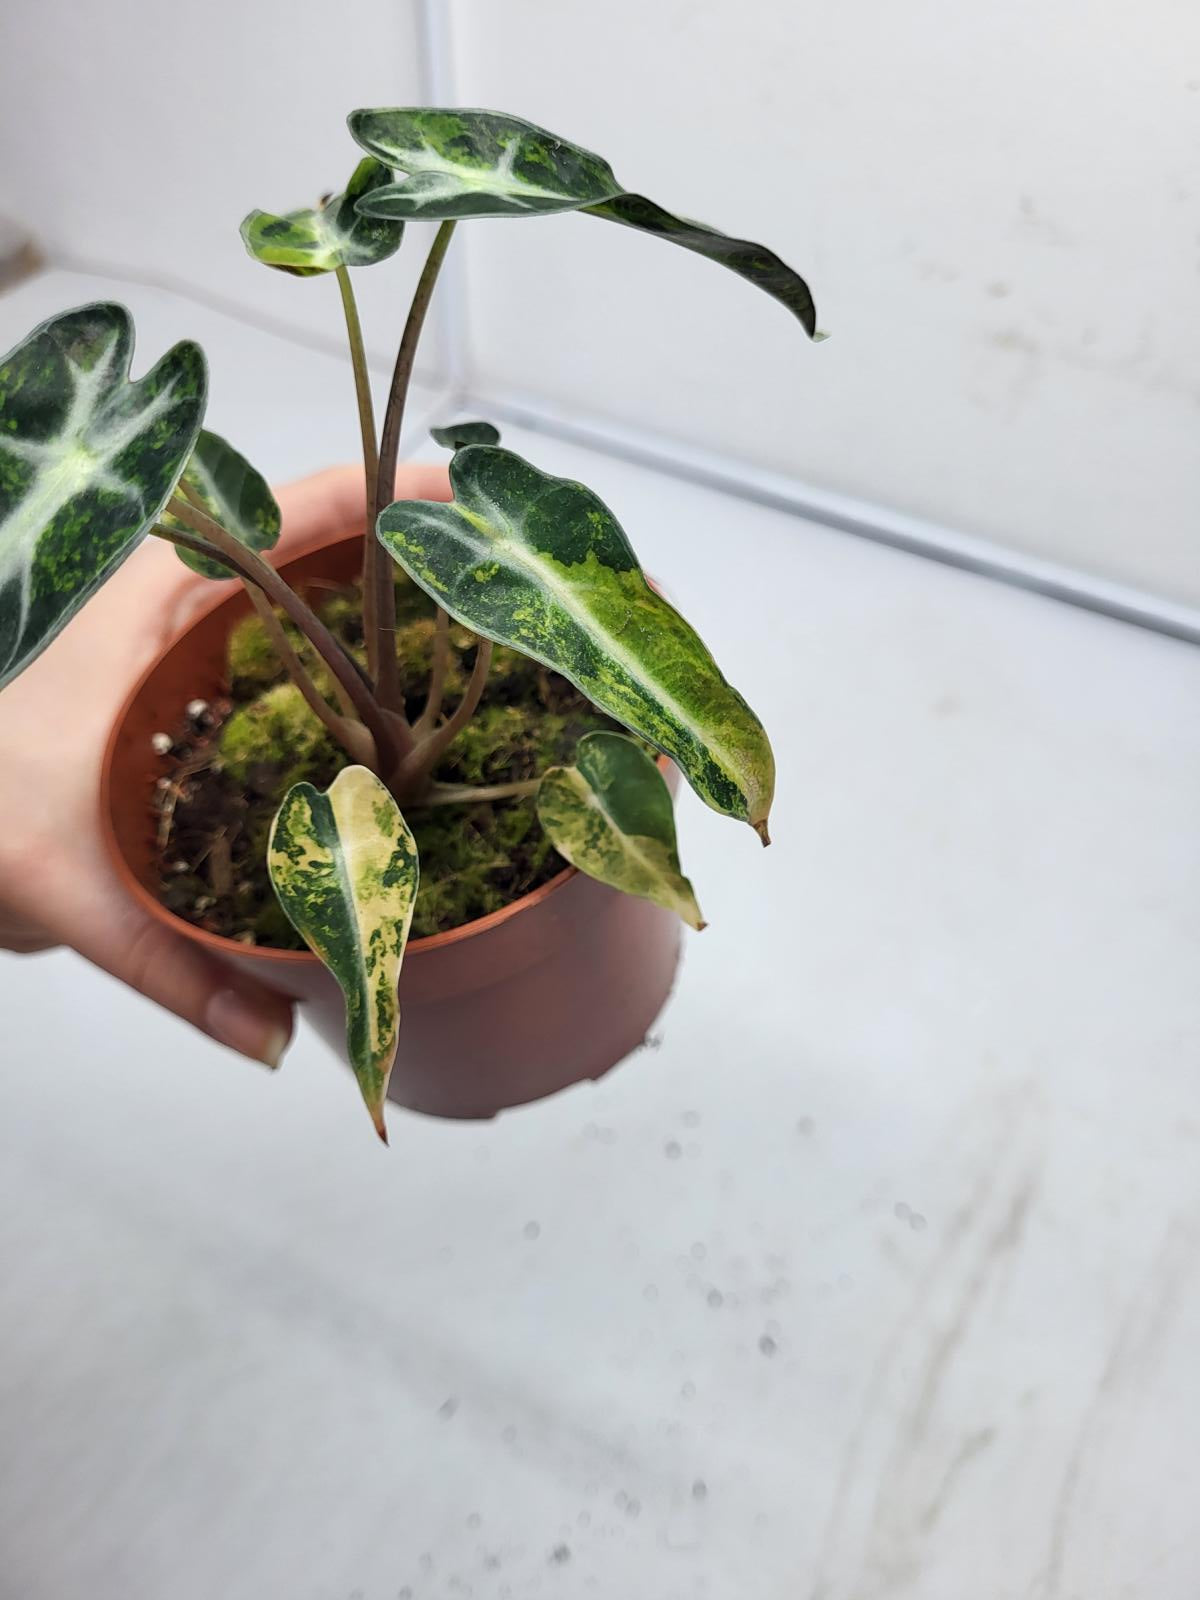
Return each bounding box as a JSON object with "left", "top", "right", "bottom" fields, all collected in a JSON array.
[{"left": 0, "top": 462, "right": 450, "bottom": 1067}]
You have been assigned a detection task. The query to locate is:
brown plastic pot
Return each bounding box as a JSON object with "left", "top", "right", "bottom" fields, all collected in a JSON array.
[{"left": 100, "top": 534, "right": 681, "bottom": 1120}]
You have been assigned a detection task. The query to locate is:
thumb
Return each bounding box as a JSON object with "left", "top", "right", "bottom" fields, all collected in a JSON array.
[{"left": 74, "top": 909, "right": 294, "bottom": 1070}]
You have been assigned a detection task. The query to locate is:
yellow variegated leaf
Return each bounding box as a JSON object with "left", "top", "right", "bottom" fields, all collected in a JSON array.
[
  {"left": 377, "top": 445, "right": 775, "bottom": 837},
  {"left": 539, "top": 732, "right": 705, "bottom": 930},
  {"left": 267, "top": 767, "right": 419, "bottom": 1141}
]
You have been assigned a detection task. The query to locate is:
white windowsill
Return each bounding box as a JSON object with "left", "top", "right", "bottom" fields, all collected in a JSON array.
[{"left": 1, "top": 269, "right": 1198, "bottom": 1600}]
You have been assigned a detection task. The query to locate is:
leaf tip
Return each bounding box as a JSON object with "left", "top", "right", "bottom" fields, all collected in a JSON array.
[
  {"left": 813, "top": 328, "right": 832, "bottom": 344},
  {"left": 753, "top": 819, "right": 772, "bottom": 847},
  {"left": 373, "top": 1109, "right": 390, "bottom": 1146}
]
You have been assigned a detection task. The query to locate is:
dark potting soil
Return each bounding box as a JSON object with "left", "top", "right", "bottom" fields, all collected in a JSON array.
[{"left": 152, "top": 571, "right": 618, "bottom": 945}]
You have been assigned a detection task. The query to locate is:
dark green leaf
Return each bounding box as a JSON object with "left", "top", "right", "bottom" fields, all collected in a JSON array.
[
  {"left": 539, "top": 731, "right": 705, "bottom": 928},
  {"left": 584, "top": 193, "right": 818, "bottom": 337},
  {"left": 164, "top": 429, "right": 281, "bottom": 578},
  {"left": 241, "top": 157, "right": 404, "bottom": 276},
  {"left": 349, "top": 107, "right": 622, "bottom": 219},
  {"left": 0, "top": 302, "right": 206, "bottom": 691},
  {"left": 377, "top": 446, "right": 774, "bottom": 836},
  {"left": 349, "top": 106, "right": 819, "bottom": 331},
  {"left": 430, "top": 419, "right": 501, "bottom": 451}
]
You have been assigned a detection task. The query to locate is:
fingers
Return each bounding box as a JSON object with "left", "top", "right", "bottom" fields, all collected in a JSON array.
[
  {"left": 0, "top": 928, "right": 57, "bottom": 954},
  {"left": 271, "top": 462, "right": 452, "bottom": 562},
  {"left": 0, "top": 901, "right": 56, "bottom": 952},
  {"left": 74, "top": 908, "right": 294, "bottom": 1070}
]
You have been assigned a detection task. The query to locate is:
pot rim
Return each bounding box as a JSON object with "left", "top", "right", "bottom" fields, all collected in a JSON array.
[{"left": 99, "top": 532, "right": 665, "bottom": 965}]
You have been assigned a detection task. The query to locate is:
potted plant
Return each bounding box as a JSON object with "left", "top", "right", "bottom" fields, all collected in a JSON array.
[{"left": 0, "top": 108, "right": 818, "bottom": 1138}]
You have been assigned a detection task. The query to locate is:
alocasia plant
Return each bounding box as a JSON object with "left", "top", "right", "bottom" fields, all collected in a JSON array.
[{"left": 0, "top": 106, "right": 818, "bottom": 1137}]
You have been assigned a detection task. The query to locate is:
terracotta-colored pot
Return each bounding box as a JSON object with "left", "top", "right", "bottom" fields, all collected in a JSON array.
[{"left": 100, "top": 534, "right": 681, "bottom": 1119}]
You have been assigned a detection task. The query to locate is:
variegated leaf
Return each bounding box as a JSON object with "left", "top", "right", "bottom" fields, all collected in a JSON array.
[
  {"left": 430, "top": 419, "right": 500, "bottom": 451},
  {"left": 539, "top": 732, "right": 705, "bottom": 930},
  {"left": 268, "top": 766, "right": 419, "bottom": 1141},
  {"left": 348, "top": 107, "right": 622, "bottom": 219},
  {"left": 164, "top": 428, "right": 281, "bottom": 578},
  {"left": 584, "top": 193, "right": 818, "bottom": 338},
  {"left": 349, "top": 107, "right": 818, "bottom": 332},
  {"left": 376, "top": 446, "right": 774, "bottom": 837},
  {"left": 0, "top": 302, "right": 206, "bottom": 691},
  {"left": 240, "top": 157, "right": 404, "bottom": 276}
]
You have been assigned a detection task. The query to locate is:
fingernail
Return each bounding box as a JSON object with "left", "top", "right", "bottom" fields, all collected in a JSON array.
[{"left": 205, "top": 988, "right": 291, "bottom": 1069}]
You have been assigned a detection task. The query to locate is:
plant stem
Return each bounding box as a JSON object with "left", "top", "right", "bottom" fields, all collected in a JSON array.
[
  {"left": 177, "top": 477, "right": 368, "bottom": 727},
  {"left": 161, "top": 498, "right": 408, "bottom": 778},
  {"left": 174, "top": 476, "right": 369, "bottom": 719},
  {"left": 419, "top": 777, "right": 540, "bottom": 807},
  {"left": 241, "top": 579, "right": 376, "bottom": 768},
  {"left": 397, "top": 637, "right": 493, "bottom": 791},
  {"left": 374, "top": 220, "right": 457, "bottom": 712},
  {"left": 416, "top": 606, "right": 451, "bottom": 736},
  {"left": 335, "top": 264, "right": 390, "bottom": 691}
]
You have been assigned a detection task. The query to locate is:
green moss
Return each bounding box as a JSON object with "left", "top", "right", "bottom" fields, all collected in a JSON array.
[
  {"left": 313, "top": 591, "right": 368, "bottom": 660},
  {"left": 218, "top": 682, "right": 340, "bottom": 799},
  {"left": 393, "top": 568, "right": 437, "bottom": 626},
  {"left": 227, "top": 613, "right": 285, "bottom": 697},
  {"left": 406, "top": 794, "right": 561, "bottom": 938},
  {"left": 250, "top": 888, "right": 301, "bottom": 945}
]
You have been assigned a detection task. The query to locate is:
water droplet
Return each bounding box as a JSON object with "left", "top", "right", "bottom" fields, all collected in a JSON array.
[
  {"left": 796, "top": 1116, "right": 815, "bottom": 1135},
  {"left": 643, "top": 1283, "right": 659, "bottom": 1302},
  {"left": 664, "top": 1140, "right": 682, "bottom": 1159},
  {"left": 707, "top": 1289, "right": 724, "bottom": 1308},
  {"left": 523, "top": 1220, "right": 541, "bottom": 1240},
  {"left": 758, "top": 1334, "right": 778, "bottom": 1357},
  {"left": 501, "top": 1424, "right": 517, "bottom": 1444},
  {"left": 692, "top": 1479, "right": 708, "bottom": 1500},
  {"left": 681, "top": 1381, "right": 696, "bottom": 1400},
  {"left": 682, "top": 1110, "right": 701, "bottom": 1127},
  {"left": 910, "top": 1212, "right": 927, "bottom": 1232},
  {"left": 690, "top": 1242, "right": 707, "bottom": 1262},
  {"left": 550, "top": 1544, "right": 572, "bottom": 1564},
  {"left": 438, "top": 1396, "right": 459, "bottom": 1419},
  {"left": 466, "top": 1512, "right": 481, "bottom": 1530},
  {"left": 893, "top": 1201, "right": 911, "bottom": 1220}
]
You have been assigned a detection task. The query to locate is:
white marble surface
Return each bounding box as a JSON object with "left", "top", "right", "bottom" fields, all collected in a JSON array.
[{"left": 1, "top": 272, "right": 1198, "bottom": 1600}]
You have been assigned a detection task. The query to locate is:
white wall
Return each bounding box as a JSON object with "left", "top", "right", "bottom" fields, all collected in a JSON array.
[
  {"left": 0, "top": 0, "right": 439, "bottom": 377},
  {"left": 2, "top": 0, "right": 1196, "bottom": 606},
  {"left": 445, "top": 0, "right": 1200, "bottom": 606}
]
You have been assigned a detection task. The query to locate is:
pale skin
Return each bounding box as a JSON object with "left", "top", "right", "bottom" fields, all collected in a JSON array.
[{"left": 0, "top": 462, "right": 451, "bottom": 1069}]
